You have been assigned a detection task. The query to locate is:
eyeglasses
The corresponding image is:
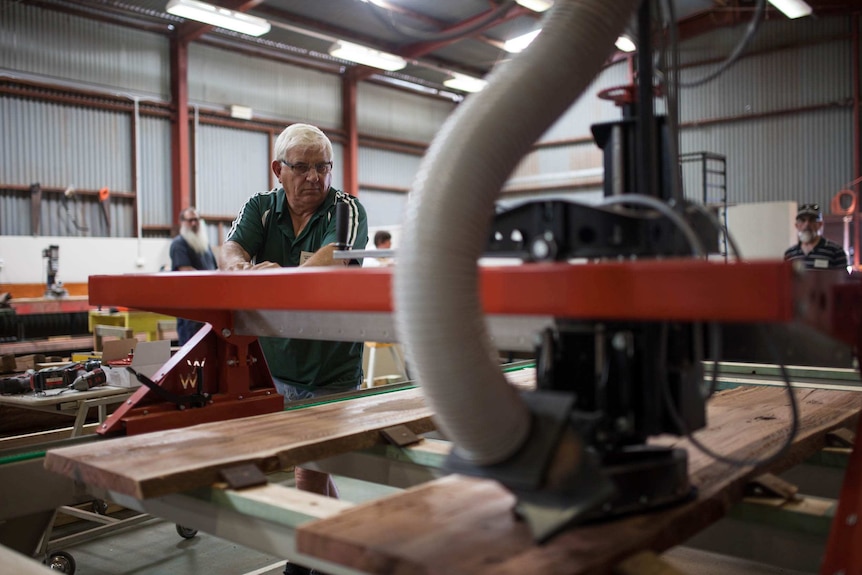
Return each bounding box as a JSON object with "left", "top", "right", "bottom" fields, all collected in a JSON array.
[
  {"left": 184, "top": 217, "right": 199, "bottom": 222},
  {"left": 799, "top": 203, "right": 820, "bottom": 212},
  {"left": 281, "top": 160, "right": 333, "bottom": 175}
]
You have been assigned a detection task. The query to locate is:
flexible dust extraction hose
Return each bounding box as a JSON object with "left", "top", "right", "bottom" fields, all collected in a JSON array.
[{"left": 394, "top": 0, "right": 641, "bottom": 465}]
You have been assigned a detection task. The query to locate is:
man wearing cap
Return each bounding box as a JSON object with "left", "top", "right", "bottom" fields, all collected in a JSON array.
[{"left": 784, "top": 203, "right": 848, "bottom": 270}]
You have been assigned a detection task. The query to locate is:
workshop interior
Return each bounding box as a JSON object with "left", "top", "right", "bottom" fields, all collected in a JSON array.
[{"left": 2, "top": 0, "right": 862, "bottom": 574}]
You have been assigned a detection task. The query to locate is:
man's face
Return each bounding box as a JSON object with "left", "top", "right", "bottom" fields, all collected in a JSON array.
[
  {"left": 276, "top": 147, "right": 332, "bottom": 215},
  {"left": 378, "top": 239, "right": 392, "bottom": 250},
  {"left": 795, "top": 215, "right": 822, "bottom": 243},
  {"left": 182, "top": 210, "right": 200, "bottom": 233}
]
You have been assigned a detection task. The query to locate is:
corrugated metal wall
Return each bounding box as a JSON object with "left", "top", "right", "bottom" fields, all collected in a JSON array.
[
  {"left": 1, "top": 97, "right": 131, "bottom": 191},
  {"left": 189, "top": 44, "right": 342, "bottom": 127},
  {"left": 505, "top": 61, "right": 629, "bottom": 190},
  {"left": 679, "top": 42, "right": 850, "bottom": 122},
  {"left": 140, "top": 116, "right": 172, "bottom": 228},
  {"left": 676, "top": 18, "right": 854, "bottom": 211},
  {"left": 356, "top": 190, "right": 408, "bottom": 228},
  {"left": 195, "top": 124, "right": 271, "bottom": 217},
  {"left": 0, "top": 96, "right": 136, "bottom": 237},
  {"left": 682, "top": 108, "right": 851, "bottom": 209},
  {"left": 354, "top": 86, "right": 447, "bottom": 226},
  {"left": 679, "top": 14, "right": 849, "bottom": 64},
  {"left": 540, "top": 62, "right": 632, "bottom": 141},
  {"left": 358, "top": 83, "right": 453, "bottom": 141},
  {"left": 358, "top": 148, "right": 422, "bottom": 191},
  {"left": 0, "top": 3, "right": 858, "bottom": 244},
  {"left": 0, "top": 2, "right": 169, "bottom": 98}
]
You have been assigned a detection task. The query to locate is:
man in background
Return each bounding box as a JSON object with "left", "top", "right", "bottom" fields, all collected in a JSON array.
[
  {"left": 169, "top": 207, "right": 217, "bottom": 344},
  {"left": 372, "top": 230, "right": 394, "bottom": 267},
  {"left": 784, "top": 203, "right": 847, "bottom": 270},
  {"left": 374, "top": 230, "right": 391, "bottom": 250}
]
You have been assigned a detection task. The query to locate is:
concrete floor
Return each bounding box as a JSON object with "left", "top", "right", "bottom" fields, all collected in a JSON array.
[
  {"left": 53, "top": 518, "right": 285, "bottom": 575},
  {"left": 45, "top": 470, "right": 818, "bottom": 575},
  {"left": 47, "top": 473, "right": 401, "bottom": 575}
]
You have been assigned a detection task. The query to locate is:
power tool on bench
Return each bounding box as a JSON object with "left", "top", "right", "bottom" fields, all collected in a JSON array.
[{"left": 30, "top": 360, "right": 105, "bottom": 392}]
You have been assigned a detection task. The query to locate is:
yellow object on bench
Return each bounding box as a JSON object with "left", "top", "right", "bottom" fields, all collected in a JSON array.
[{"left": 88, "top": 310, "right": 176, "bottom": 349}]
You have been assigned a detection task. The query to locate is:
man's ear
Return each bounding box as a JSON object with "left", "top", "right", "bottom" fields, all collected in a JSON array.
[{"left": 271, "top": 160, "right": 282, "bottom": 179}]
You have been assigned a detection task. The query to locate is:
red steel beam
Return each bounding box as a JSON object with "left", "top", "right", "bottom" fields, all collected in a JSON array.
[
  {"left": 90, "top": 260, "right": 821, "bottom": 323},
  {"left": 170, "top": 36, "right": 191, "bottom": 227},
  {"left": 853, "top": 12, "right": 860, "bottom": 269},
  {"left": 342, "top": 74, "right": 359, "bottom": 197},
  {"left": 352, "top": 5, "right": 531, "bottom": 83}
]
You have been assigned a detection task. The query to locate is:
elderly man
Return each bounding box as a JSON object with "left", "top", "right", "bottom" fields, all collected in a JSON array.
[
  {"left": 221, "top": 123, "right": 367, "bottom": 575},
  {"left": 784, "top": 203, "right": 848, "bottom": 270},
  {"left": 169, "top": 207, "right": 217, "bottom": 344}
]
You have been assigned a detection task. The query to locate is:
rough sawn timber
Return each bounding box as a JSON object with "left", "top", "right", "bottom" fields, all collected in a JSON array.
[
  {"left": 295, "top": 386, "right": 862, "bottom": 575},
  {"left": 44, "top": 387, "right": 435, "bottom": 499}
]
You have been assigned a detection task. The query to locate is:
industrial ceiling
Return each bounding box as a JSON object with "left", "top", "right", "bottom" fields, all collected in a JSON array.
[{"left": 20, "top": 0, "right": 862, "bottom": 98}]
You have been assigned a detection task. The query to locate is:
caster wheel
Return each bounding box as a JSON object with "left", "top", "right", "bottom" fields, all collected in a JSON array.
[
  {"left": 91, "top": 499, "right": 109, "bottom": 515},
  {"left": 46, "top": 550, "right": 76, "bottom": 574},
  {"left": 176, "top": 524, "right": 198, "bottom": 539}
]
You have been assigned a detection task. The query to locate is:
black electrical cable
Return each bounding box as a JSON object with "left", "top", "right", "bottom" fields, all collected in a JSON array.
[
  {"left": 660, "top": 323, "right": 800, "bottom": 468},
  {"left": 677, "top": 0, "right": 766, "bottom": 88},
  {"left": 685, "top": 202, "right": 743, "bottom": 260}
]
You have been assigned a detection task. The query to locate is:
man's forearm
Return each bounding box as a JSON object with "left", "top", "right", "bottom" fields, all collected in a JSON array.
[{"left": 219, "top": 241, "right": 253, "bottom": 270}]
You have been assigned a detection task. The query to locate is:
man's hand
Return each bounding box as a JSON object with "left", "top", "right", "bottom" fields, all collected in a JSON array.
[
  {"left": 220, "top": 241, "right": 258, "bottom": 270},
  {"left": 222, "top": 261, "right": 281, "bottom": 271},
  {"left": 301, "top": 243, "right": 349, "bottom": 267}
]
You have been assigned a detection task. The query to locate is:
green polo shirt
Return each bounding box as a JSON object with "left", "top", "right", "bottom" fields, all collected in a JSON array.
[{"left": 225, "top": 186, "right": 369, "bottom": 391}]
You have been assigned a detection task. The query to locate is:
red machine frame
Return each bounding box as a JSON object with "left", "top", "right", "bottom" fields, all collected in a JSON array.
[{"left": 89, "top": 260, "right": 862, "bottom": 574}]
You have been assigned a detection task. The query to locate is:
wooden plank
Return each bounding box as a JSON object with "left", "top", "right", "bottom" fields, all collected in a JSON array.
[
  {"left": 295, "top": 386, "right": 862, "bottom": 575},
  {"left": 200, "top": 483, "right": 353, "bottom": 525},
  {"left": 730, "top": 494, "right": 836, "bottom": 537},
  {"left": 44, "top": 387, "right": 436, "bottom": 499},
  {"left": 0, "top": 336, "right": 92, "bottom": 357}
]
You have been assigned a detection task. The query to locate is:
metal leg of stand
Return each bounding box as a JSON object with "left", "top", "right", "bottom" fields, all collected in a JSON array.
[{"left": 820, "top": 400, "right": 862, "bottom": 573}]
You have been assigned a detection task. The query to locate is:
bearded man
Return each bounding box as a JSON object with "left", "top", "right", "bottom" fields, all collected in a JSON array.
[
  {"left": 783, "top": 203, "right": 848, "bottom": 271},
  {"left": 169, "top": 207, "right": 217, "bottom": 344}
]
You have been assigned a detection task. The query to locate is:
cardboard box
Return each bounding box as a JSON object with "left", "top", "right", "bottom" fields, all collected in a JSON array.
[{"left": 102, "top": 339, "right": 171, "bottom": 389}]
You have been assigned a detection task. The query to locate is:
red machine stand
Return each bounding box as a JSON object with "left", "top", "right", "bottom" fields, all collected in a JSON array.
[{"left": 99, "top": 323, "right": 283, "bottom": 436}]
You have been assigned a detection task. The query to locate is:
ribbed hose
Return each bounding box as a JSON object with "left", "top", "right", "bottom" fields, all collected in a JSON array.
[{"left": 394, "top": 0, "right": 640, "bottom": 465}]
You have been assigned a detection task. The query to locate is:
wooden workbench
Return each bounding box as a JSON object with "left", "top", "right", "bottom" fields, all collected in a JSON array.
[
  {"left": 0, "top": 386, "right": 134, "bottom": 438},
  {"left": 43, "top": 382, "right": 861, "bottom": 574}
]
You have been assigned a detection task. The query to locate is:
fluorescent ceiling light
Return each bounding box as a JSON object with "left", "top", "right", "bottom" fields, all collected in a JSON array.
[
  {"left": 503, "top": 29, "right": 541, "bottom": 53},
  {"left": 615, "top": 35, "right": 636, "bottom": 53},
  {"left": 329, "top": 40, "right": 407, "bottom": 71},
  {"left": 443, "top": 74, "right": 487, "bottom": 93},
  {"left": 166, "top": 0, "right": 271, "bottom": 36},
  {"left": 515, "top": 0, "right": 553, "bottom": 12},
  {"left": 767, "top": 0, "right": 812, "bottom": 19}
]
